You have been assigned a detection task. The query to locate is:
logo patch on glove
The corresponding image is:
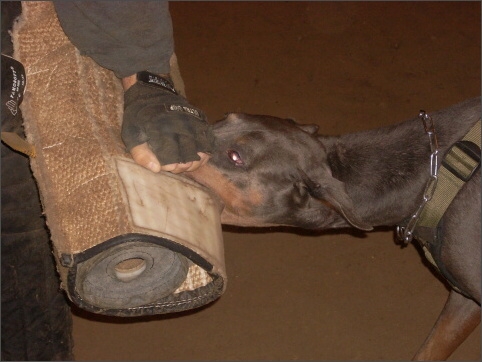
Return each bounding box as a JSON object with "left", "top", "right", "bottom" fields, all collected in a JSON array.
[
  {"left": 136, "top": 71, "right": 177, "bottom": 94},
  {"left": 165, "top": 104, "right": 205, "bottom": 121}
]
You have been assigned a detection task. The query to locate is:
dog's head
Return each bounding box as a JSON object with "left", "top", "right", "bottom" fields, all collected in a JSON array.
[{"left": 188, "top": 113, "right": 372, "bottom": 231}]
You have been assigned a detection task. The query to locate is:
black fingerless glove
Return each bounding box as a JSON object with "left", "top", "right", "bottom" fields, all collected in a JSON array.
[{"left": 122, "top": 72, "right": 214, "bottom": 165}]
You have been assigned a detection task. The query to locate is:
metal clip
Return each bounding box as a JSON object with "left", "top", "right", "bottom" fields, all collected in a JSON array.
[
  {"left": 396, "top": 225, "right": 413, "bottom": 244},
  {"left": 420, "top": 110, "right": 433, "bottom": 132},
  {"left": 420, "top": 110, "right": 438, "bottom": 152}
]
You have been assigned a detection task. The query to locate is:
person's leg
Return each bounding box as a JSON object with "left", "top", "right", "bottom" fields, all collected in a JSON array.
[{"left": 1, "top": 2, "right": 74, "bottom": 360}]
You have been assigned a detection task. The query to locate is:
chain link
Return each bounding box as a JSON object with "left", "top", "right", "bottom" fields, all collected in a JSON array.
[{"left": 396, "top": 111, "right": 439, "bottom": 244}]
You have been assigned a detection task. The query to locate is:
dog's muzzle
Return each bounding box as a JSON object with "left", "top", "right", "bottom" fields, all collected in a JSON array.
[{"left": 14, "top": 2, "right": 226, "bottom": 316}]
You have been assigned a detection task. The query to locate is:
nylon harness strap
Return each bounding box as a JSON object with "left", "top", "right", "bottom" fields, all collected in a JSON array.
[
  {"left": 414, "top": 119, "right": 481, "bottom": 296},
  {"left": 418, "top": 119, "right": 481, "bottom": 228}
]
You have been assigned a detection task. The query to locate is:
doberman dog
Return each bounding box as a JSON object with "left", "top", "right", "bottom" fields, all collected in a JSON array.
[{"left": 187, "top": 97, "right": 481, "bottom": 360}]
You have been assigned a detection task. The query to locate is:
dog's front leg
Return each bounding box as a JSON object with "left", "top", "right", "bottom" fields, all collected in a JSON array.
[{"left": 412, "top": 290, "right": 480, "bottom": 360}]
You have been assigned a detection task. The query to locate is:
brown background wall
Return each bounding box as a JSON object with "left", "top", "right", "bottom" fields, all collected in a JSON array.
[{"left": 72, "top": 2, "right": 480, "bottom": 360}]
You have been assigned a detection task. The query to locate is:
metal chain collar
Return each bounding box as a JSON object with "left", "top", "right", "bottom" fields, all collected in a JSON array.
[{"left": 396, "top": 110, "right": 439, "bottom": 244}]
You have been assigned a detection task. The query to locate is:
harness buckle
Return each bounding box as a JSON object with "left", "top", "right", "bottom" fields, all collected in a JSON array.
[{"left": 441, "top": 140, "right": 481, "bottom": 182}]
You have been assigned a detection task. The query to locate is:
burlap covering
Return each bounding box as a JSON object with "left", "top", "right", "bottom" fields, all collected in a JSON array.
[
  {"left": 15, "top": 2, "right": 129, "bottom": 256},
  {"left": 13, "top": 2, "right": 226, "bottom": 316}
]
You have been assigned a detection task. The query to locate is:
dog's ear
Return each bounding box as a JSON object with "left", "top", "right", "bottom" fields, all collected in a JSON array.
[
  {"left": 297, "top": 168, "right": 373, "bottom": 231},
  {"left": 297, "top": 124, "right": 319, "bottom": 135},
  {"left": 285, "top": 118, "right": 319, "bottom": 135},
  {"left": 293, "top": 180, "right": 311, "bottom": 208}
]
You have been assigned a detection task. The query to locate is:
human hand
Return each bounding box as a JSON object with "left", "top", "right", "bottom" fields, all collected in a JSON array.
[
  {"left": 122, "top": 72, "right": 214, "bottom": 173},
  {"left": 130, "top": 143, "right": 210, "bottom": 173}
]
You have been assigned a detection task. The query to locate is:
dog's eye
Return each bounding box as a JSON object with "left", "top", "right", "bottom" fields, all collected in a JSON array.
[{"left": 227, "top": 150, "right": 244, "bottom": 166}]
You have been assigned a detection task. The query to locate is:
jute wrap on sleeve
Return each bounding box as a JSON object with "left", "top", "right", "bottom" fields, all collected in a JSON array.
[{"left": 13, "top": 1, "right": 226, "bottom": 316}]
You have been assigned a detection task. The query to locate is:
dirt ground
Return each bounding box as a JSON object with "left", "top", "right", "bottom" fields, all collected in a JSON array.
[{"left": 72, "top": 2, "right": 480, "bottom": 360}]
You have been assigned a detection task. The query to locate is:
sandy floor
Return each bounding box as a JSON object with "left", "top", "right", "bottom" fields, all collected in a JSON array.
[{"left": 72, "top": 2, "right": 480, "bottom": 360}]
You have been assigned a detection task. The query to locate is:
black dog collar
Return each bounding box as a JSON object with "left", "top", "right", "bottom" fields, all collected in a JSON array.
[{"left": 136, "top": 71, "right": 177, "bottom": 94}]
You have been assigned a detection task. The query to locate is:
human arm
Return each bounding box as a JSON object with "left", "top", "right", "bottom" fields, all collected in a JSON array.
[{"left": 54, "top": 1, "right": 213, "bottom": 173}]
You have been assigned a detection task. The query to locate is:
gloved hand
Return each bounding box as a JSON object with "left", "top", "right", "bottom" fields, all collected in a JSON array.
[{"left": 122, "top": 72, "right": 214, "bottom": 169}]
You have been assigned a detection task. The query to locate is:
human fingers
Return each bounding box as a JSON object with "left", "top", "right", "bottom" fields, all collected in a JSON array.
[{"left": 130, "top": 142, "right": 161, "bottom": 173}]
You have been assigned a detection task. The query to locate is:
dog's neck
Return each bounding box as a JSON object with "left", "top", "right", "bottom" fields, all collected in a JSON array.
[{"left": 319, "top": 109, "right": 473, "bottom": 227}]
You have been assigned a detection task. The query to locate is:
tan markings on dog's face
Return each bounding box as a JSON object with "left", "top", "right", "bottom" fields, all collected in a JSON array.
[{"left": 187, "top": 164, "right": 265, "bottom": 226}]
